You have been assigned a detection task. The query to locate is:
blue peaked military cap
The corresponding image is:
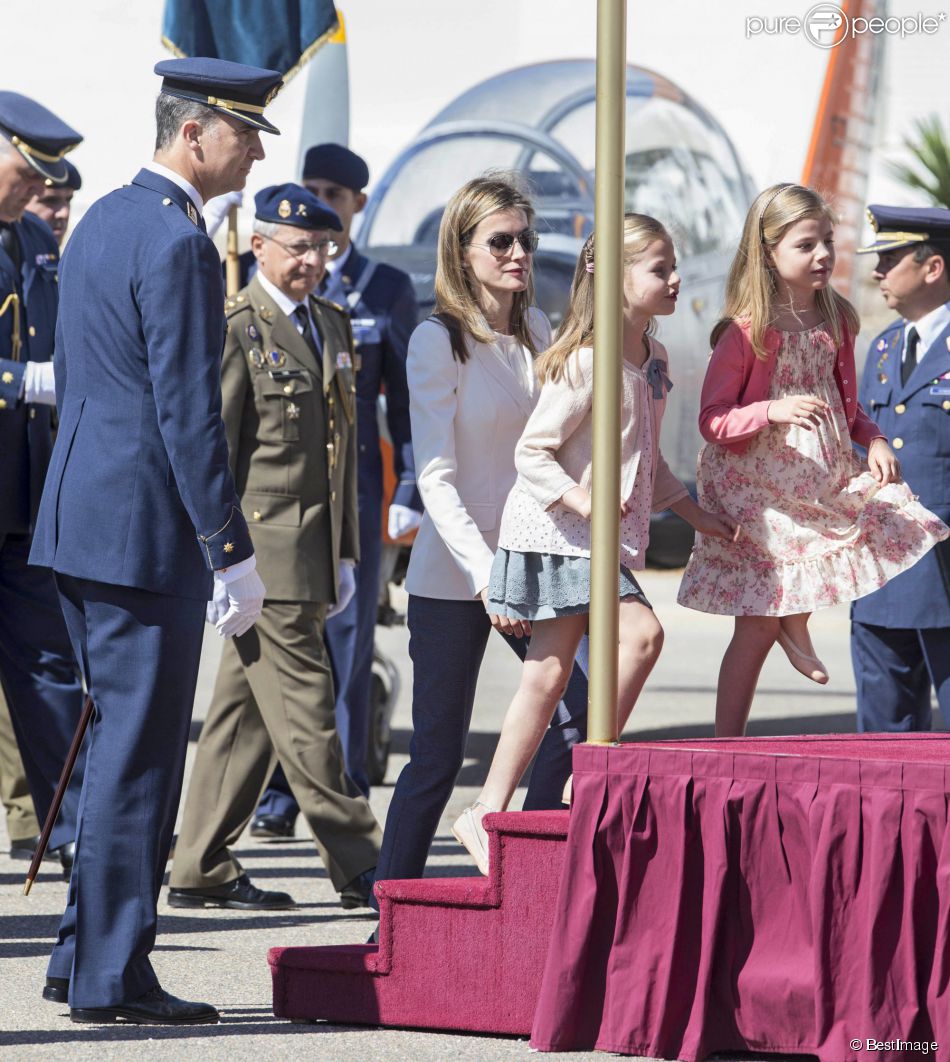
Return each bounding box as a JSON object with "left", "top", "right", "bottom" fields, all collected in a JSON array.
[
  {"left": 154, "top": 57, "right": 283, "bottom": 135},
  {"left": 0, "top": 91, "right": 82, "bottom": 184},
  {"left": 302, "top": 143, "right": 370, "bottom": 190},
  {"left": 254, "top": 183, "right": 342, "bottom": 231},
  {"left": 52, "top": 159, "right": 81, "bottom": 191},
  {"left": 858, "top": 204, "right": 950, "bottom": 254}
]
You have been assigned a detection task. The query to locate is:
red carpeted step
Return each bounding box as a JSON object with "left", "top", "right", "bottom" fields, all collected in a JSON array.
[{"left": 269, "top": 809, "right": 570, "bottom": 1033}]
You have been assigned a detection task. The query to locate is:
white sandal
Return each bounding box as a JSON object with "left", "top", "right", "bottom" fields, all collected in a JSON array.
[{"left": 451, "top": 801, "right": 495, "bottom": 876}]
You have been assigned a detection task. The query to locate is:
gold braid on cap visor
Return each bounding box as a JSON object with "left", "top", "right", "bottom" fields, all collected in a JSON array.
[{"left": 10, "top": 135, "right": 75, "bottom": 163}]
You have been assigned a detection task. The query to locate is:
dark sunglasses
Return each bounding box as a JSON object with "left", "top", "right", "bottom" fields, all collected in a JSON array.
[{"left": 468, "top": 228, "right": 540, "bottom": 258}]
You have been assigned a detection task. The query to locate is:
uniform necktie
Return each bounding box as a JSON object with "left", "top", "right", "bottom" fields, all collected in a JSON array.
[
  {"left": 0, "top": 222, "right": 22, "bottom": 273},
  {"left": 293, "top": 304, "right": 321, "bottom": 359},
  {"left": 902, "top": 326, "right": 919, "bottom": 386}
]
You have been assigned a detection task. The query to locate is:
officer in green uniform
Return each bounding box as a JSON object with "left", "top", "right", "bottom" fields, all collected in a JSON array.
[{"left": 168, "top": 183, "right": 381, "bottom": 911}]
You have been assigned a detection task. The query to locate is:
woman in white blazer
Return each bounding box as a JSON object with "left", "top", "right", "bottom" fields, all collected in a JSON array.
[{"left": 372, "top": 175, "right": 588, "bottom": 901}]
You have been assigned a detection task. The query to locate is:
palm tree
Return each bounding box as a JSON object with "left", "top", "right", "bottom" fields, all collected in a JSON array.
[{"left": 888, "top": 115, "right": 950, "bottom": 209}]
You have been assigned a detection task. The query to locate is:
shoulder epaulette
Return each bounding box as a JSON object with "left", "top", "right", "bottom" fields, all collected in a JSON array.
[
  {"left": 312, "top": 294, "right": 346, "bottom": 314},
  {"left": 225, "top": 292, "right": 252, "bottom": 317}
]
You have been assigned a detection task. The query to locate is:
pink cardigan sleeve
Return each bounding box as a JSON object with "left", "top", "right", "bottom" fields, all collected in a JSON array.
[
  {"left": 850, "top": 403, "right": 886, "bottom": 448},
  {"left": 698, "top": 325, "right": 772, "bottom": 446}
]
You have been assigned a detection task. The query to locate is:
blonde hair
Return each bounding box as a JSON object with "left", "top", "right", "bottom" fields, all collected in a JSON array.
[
  {"left": 432, "top": 173, "right": 537, "bottom": 363},
  {"left": 711, "top": 183, "right": 859, "bottom": 359},
  {"left": 536, "top": 213, "right": 671, "bottom": 384}
]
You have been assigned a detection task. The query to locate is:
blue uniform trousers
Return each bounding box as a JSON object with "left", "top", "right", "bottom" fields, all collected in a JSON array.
[
  {"left": 851, "top": 619, "right": 950, "bottom": 732},
  {"left": 47, "top": 575, "right": 204, "bottom": 1008},
  {"left": 324, "top": 499, "right": 384, "bottom": 796},
  {"left": 0, "top": 533, "right": 84, "bottom": 850},
  {"left": 371, "top": 594, "right": 588, "bottom": 908}
]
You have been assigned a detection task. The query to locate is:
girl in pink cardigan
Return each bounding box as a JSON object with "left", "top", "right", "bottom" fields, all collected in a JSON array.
[
  {"left": 678, "top": 184, "right": 948, "bottom": 736},
  {"left": 452, "top": 215, "right": 738, "bottom": 873}
]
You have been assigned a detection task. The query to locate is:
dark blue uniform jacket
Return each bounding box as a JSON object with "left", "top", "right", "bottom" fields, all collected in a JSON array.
[
  {"left": 30, "top": 169, "right": 252, "bottom": 600},
  {"left": 852, "top": 315, "right": 950, "bottom": 628},
  {"left": 0, "top": 213, "right": 60, "bottom": 535}
]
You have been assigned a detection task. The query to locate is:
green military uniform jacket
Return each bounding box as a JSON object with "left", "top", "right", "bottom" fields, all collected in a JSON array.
[{"left": 222, "top": 273, "right": 358, "bottom": 603}]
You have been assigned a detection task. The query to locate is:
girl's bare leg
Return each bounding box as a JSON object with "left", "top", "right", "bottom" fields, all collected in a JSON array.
[
  {"left": 616, "top": 598, "right": 665, "bottom": 735},
  {"left": 476, "top": 613, "right": 589, "bottom": 815},
  {"left": 715, "top": 615, "right": 781, "bottom": 736},
  {"left": 777, "top": 612, "right": 829, "bottom": 683}
]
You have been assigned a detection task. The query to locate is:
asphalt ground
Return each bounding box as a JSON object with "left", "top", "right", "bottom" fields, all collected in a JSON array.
[{"left": 1, "top": 569, "right": 922, "bottom": 1060}]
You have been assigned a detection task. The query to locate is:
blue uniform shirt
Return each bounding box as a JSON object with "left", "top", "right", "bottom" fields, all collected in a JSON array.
[
  {"left": 326, "top": 247, "right": 420, "bottom": 511},
  {"left": 0, "top": 212, "right": 60, "bottom": 535},
  {"left": 30, "top": 168, "right": 253, "bottom": 599},
  {"left": 852, "top": 306, "right": 950, "bottom": 628}
]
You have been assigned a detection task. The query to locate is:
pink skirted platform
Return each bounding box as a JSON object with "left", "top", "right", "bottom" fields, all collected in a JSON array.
[{"left": 531, "top": 735, "right": 950, "bottom": 1061}]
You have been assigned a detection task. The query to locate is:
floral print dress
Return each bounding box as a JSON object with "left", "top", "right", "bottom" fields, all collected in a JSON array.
[{"left": 677, "top": 325, "right": 949, "bottom": 616}]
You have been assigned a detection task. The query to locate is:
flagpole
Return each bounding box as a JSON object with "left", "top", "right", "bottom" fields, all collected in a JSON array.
[
  {"left": 226, "top": 206, "right": 240, "bottom": 296},
  {"left": 587, "top": 0, "right": 627, "bottom": 746}
]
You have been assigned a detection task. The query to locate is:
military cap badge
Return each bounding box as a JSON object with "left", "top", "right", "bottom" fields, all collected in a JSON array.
[{"left": 278, "top": 199, "right": 292, "bottom": 219}]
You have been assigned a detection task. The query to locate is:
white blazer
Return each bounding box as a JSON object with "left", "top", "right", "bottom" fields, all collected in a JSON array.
[{"left": 405, "top": 308, "right": 552, "bottom": 600}]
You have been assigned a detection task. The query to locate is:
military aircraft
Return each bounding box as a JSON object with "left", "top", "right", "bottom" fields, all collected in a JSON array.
[{"left": 359, "top": 59, "right": 756, "bottom": 565}]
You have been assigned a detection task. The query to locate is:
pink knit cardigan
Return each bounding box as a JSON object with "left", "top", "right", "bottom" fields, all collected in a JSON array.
[{"left": 698, "top": 319, "right": 884, "bottom": 455}]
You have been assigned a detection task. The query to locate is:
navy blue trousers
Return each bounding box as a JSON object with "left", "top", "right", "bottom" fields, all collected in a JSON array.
[
  {"left": 372, "top": 594, "right": 588, "bottom": 906},
  {"left": 0, "top": 533, "right": 84, "bottom": 849},
  {"left": 851, "top": 620, "right": 950, "bottom": 731},
  {"left": 48, "top": 575, "right": 204, "bottom": 1008}
]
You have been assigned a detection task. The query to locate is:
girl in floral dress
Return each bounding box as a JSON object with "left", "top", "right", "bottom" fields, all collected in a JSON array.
[
  {"left": 678, "top": 184, "right": 949, "bottom": 736},
  {"left": 451, "top": 215, "right": 739, "bottom": 874}
]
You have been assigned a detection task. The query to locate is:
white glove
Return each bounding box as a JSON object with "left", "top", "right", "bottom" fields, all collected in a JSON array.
[
  {"left": 22, "top": 361, "right": 56, "bottom": 406},
  {"left": 327, "top": 561, "right": 356, "bottom": 619},
  {"left": 203, "top": 190, "right": 244, "bottom": 239},
  {"left": 215, "top": 567, "right": 266, "bottom": 638},
  {"left": 387, "top": 503, "right": 422, "bottom": 540},
  {"left": 206, "top": 575, "right": 231, "bottom": 626}
]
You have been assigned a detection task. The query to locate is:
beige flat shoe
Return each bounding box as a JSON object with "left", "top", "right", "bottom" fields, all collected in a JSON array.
[
  {"left": 451, "top": 802, "right": 494, "bottom": 876},
  {"left": 561, "top": 774, "right": 573, "bottom": 806},
  {"left": 777, "top": 629, "right": 829, "bottom": 684}
]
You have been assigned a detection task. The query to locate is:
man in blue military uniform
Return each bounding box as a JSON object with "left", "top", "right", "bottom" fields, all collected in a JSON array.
[
  {"left": 27, "top": 157, "right": 81, "bottom": 246},
  {"left": 0, "top": 93, "right": 85, "bottom": 877},
  {"left": 29, "top": 58, "right": 279, "bottom": 1025},
  {"left": 851, "top": 205, "right": 950, "bottom": 731},
  {"left": 252, "top": 144, "right": 421, "bottom": 835},
  {"left": 0, "top": 157, "right": 85, "bottom": 866}
]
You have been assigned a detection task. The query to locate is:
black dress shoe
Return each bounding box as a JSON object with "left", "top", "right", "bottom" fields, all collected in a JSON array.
[
  {"left": 340, "top": 868, "right": 375, "bottom": 910},
  {"left": 249, "top": 813, "right": 296, "bottom": 839},
  {"left": 9, "top": 835, "right": 40, "bottom": 861},
  {"left": 50, "top": 840, "right": 75, "bottom": 882},
  {"left": 70, "top": 984, "right": 219, "bottom": 1025},
  {"left": 167, "top": 872, "right": 295, "bottom": 910},
  {"left": 43, "top": 976, "right": 69, "bottom": 1003}
]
